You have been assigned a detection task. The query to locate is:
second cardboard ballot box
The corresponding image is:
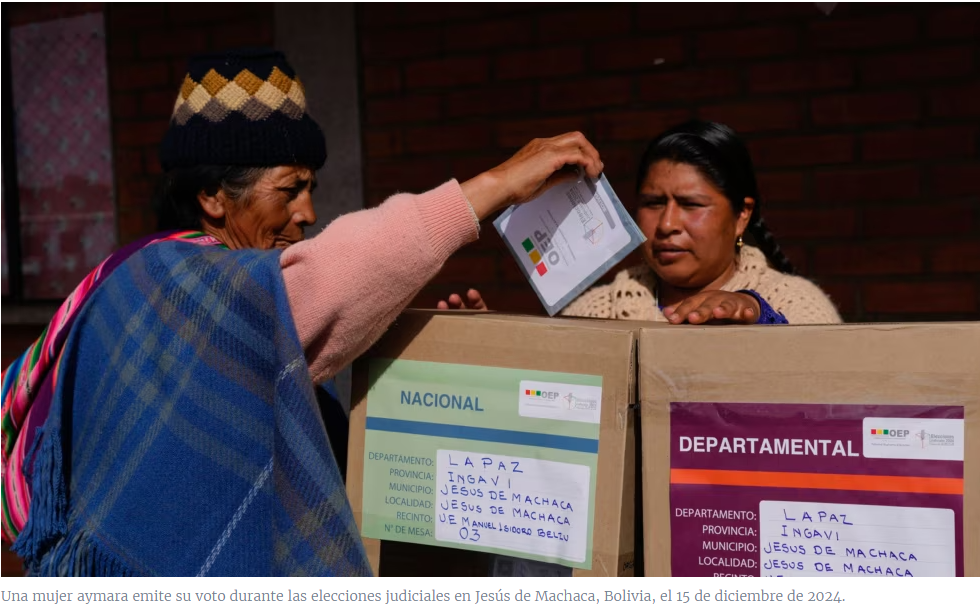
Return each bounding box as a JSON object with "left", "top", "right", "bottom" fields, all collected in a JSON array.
[
  {"left": 347, "top": 311, "right": 638, "bottom": 576},
  {"left": 639, "top": 322, "right": 979, "bottom": 578}
]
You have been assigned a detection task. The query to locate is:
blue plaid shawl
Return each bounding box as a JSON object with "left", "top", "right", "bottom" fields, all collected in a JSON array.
[{"left": 12, "top": 240, "right": 371, "bottom": 576}]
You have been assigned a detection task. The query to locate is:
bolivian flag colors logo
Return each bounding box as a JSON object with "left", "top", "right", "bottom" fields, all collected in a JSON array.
[{"left": 522, "top": 237, "right": 548, "bottom": 276}]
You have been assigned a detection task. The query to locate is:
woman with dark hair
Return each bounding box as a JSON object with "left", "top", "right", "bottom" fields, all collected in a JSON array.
[
  {"left": 561, "top": 120, "right": 839, "bottom": 324},
  {"left": 443, "top": 120, "right": 840, "bottom": 325}
]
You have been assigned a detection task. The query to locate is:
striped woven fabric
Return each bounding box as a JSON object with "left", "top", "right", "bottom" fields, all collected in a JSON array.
[
  {"left": 10, "top": 240, "right": 371, "bottom": 576},
  {"left": 1, "top": 230, "right": 221, "bottom": 544}
]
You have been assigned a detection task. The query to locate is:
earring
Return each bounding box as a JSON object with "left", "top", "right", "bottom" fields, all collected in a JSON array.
[{"left": 736, "top": 235, "right": 744, "bottom": 250}]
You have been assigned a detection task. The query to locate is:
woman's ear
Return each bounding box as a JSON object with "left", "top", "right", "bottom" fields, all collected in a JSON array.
[
  {"left": 198, "top": 189, "right": 227, "bottom": 220},
  {"left": 736, "top": 196, "right": 755, "bottom": 238}
]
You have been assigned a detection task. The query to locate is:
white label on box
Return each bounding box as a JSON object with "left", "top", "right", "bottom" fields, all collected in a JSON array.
[
  {"left": 759, "top": 501, "right": 956, "bottom": 577},
  {"left": 519, "top": 380, "right": 602, "bottom": 424},
  {"left": 498, "top": 179, "right": 634, "bottom": 307},
  {"left": 862, "top": 417, "right": 964, "bottom": 461},
  {"left": 435, "top": 450, "right": 590, "bottom": 563}
]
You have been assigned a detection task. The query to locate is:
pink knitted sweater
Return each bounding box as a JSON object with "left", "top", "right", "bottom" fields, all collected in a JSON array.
[{"left": 280, "top": 180, "right": 479, "bottom": 384}]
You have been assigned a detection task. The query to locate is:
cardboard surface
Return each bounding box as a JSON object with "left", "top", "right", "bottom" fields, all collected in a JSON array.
[
  {"left": 347, "top": 310, "right": 638, "bottom": 577},
  {"left": 638, "top": 323, "right": 980, "bottom": 577}
]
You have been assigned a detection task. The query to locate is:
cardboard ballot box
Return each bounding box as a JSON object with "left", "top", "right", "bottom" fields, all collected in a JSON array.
[
  {"left": 346, "top": 311, "right": 639, "bottom": 576},
  {"left": 638, "top": 323, "right": 979, "bottom": 577}
]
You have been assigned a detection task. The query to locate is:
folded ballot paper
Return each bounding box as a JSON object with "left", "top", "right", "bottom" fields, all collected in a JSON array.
[{"left": 494, "top": 175, "right": 645, "bottom": 316}]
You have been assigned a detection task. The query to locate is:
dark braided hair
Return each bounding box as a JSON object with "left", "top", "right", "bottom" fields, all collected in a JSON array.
[{"left": 636, "top": 120, "right": 795, "bottom": 274}]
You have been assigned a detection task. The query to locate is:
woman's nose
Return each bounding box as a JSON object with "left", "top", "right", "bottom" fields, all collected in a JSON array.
[
  {"left": 292, "top": 192, "right": 317, "bottom": 227},
  {"left": 656, "top": 200, "right": 681, "bottom": 234}
]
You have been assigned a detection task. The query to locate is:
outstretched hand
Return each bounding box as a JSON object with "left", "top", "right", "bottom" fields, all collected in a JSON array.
[
  {"left": 436, "top": 289, "right": 488, "bottom": 311},
  {"left": 460, "top": 132, "right": 604, "bottom": 220},
  {"left": 662, "top": 290, "right": 761, "bottom": 325}
]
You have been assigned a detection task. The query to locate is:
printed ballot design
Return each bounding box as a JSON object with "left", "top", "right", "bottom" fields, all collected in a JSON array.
[
  {"left": 669, "top": 403, "right": 964, "bottom": 577},
  {"left": 495, "top": 175, "right": 645, "bottom": 316},
  {"left": 361, "top": 358, "right": 601, "bottom": 569}
]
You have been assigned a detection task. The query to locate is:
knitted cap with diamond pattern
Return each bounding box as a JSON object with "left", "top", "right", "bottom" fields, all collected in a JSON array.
[{"left": 159, "top": 48, "right": 326, "bottom": 171}]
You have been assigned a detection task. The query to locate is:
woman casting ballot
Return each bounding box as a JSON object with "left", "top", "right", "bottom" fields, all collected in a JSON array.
[
  {"left": 441, "top": 120, "right": 841, "bottom": 325},
  {"left": 1, "top": 48, "right": 605, "bottom": 577}
]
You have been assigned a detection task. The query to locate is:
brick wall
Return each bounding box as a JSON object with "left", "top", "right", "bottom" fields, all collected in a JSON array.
[
  {"left": 357, "top": 2, "right": 980, "bottom": 322},
  {"left": 105, "top": 2, "right": 275, "bottom": 245}
]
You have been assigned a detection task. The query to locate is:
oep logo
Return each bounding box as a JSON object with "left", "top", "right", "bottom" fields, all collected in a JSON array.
[
  {"left": 525, "top": 388, "right": 559, "bottom": 401},
  {"left": 871, "top": 428, "right": 909, "bottom": 438},
  {"left": 522, "top": 230, "right": 560, "bottom": 276}
]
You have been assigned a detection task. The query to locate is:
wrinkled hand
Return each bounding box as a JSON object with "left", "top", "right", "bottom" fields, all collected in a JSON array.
[
  {"left": 461, "top": 132, "right": 604, "bottom": 220},
  {"left": 662, "top": 290, "right": 761, "bottom": 325},
  {"left": 436, "top": 289, "right": 488, "bottom": 311}
]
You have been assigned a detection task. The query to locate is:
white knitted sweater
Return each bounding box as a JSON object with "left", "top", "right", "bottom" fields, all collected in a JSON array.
[{"left": 561, "top": 246, "right": 842, "bottom": 324}]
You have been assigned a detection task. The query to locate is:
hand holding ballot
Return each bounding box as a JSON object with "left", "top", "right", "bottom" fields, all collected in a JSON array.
[
  {"left": 440, "top": 132, "right": 608, "bottom": 313},
  {"left": 459, "top": 132, "right": 604, "bottom": 220},
  {"left": 439, "top": 133, "right": 643, "bottom": 316}
]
